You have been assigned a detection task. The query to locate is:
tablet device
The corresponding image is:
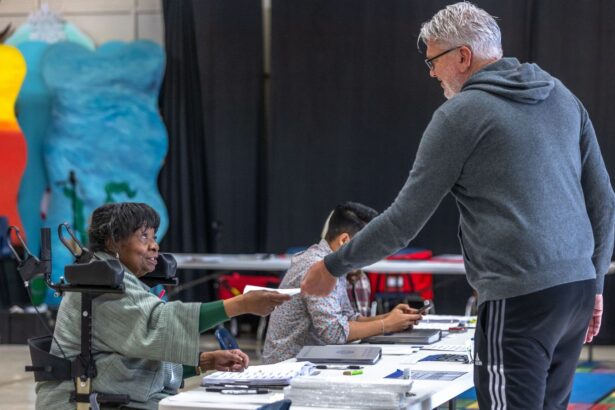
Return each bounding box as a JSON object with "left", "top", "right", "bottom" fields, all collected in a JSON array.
[{"left": 296, "top": 345, "right": 382, "bottom": 364}]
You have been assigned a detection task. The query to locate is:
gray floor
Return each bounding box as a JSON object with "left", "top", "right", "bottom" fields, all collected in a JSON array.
[{"left": 1, "top": 337, "right": 613, "bottom": 409}]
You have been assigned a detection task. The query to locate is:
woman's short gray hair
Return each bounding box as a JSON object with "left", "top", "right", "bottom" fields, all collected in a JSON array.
[{"left": 418, "top": 2, "right": 503, "bottom": 60}]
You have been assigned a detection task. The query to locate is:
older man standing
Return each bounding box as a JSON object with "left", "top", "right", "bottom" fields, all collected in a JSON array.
[{"left": 302, "top": 3, "right": 615, "bottom": 409}]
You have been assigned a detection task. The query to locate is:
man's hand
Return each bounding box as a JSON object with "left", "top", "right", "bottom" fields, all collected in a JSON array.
[
  {"left": 585, "top": 294, "right": 603, "bottom": 343},
  {"left": 301, "top": 260, "right": 338, "bottom": 296},
  {"left": 199, "top": 349, "right": 249, "bottom": 372}
]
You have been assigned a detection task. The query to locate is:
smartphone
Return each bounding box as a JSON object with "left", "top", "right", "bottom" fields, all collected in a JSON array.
[{"left": 418, "top": 300, "right": 432, "bottom": 314}]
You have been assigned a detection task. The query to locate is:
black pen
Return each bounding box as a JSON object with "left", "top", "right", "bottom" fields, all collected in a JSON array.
[
  {"left": 315, "top": 365, "right": 363, "bottom": 370},
  {"left": 206, "top": 386, "right": 269, "bottom": 392},
  {"left": 220, "top": 389, "right": 269, "bottom": 395},
  {"left": 205, "top": 384, "right": 249, "bottom": 389}
]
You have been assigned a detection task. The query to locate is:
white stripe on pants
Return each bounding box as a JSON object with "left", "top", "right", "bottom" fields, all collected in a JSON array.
[{"left": 487, "top": 300, "right": 507, "bottom": 409}]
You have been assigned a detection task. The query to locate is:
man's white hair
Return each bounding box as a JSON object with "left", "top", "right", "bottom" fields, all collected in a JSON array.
[{"left": 418, "top": 2, "right": 503, "bottom": 60}]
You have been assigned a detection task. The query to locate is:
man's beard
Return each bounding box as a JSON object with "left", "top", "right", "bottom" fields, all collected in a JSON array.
[{"left": 443, "top": 77, "right": 465, "bottom": 99}]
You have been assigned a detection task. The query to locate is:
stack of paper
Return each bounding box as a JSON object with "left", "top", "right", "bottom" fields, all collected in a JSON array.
[
  {"left": 285, "top": 376, "right": 412, "bottom": 409},
  {"left": 423, "top": 342, "right": 468, "bottom": 352},
  {"left": 202, "top": 361, "right": 314, "bottom": 387},
  {"left": 243, "top": 285, "right": 301, "bottom": 296},
  {"left": 416, "top": 315, "right": 477, "bottom": 330},
  {"left": 163, "top": 390, "right": 285, "bottom": 406}
]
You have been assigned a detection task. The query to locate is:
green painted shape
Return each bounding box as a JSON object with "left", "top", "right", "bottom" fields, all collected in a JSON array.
[
  {"left": 61, "top": 186, "right": 86, "bottom": 242},
  {"left": 104, "top": 181, "right": 137, "bottom": 203}
]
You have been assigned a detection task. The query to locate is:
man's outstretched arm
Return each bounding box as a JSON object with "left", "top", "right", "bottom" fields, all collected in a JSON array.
[{"left": 301, "top": 260, "right": 337, "bottom": 296}]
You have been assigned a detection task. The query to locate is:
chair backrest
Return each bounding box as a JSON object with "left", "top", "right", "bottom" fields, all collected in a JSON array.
[
  {"left": 256, "top": 399, "right": 292, "bottom": 410},
  {"left": 214, "top": 326, "right": 239, "bottom": 350}
]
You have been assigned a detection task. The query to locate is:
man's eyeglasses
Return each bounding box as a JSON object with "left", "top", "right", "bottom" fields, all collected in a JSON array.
[{"left": 424, "top": 46, "right": 461, "bottom": 70}]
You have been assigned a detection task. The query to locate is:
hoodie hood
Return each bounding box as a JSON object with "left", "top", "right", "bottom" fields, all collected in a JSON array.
[{"left": 462, "top": 57, "right": 555, "bottom": 104}]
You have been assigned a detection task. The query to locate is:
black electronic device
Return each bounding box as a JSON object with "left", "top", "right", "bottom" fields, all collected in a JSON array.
[{"left": 417, "top": 300, "right": 433, "bottom": 315}]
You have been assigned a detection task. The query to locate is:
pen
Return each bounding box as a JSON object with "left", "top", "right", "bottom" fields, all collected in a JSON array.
[
  {"left": 206, "top": 385, "right": 249, "bottom": 391},
  {"left": 220, "top": 389, "right": 269, "bottom": 395},
  {"left": 315, "top": 365, "right": 362, "bottom": 370}
]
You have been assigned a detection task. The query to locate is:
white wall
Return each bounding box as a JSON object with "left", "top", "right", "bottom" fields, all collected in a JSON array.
[{"left": 0, "top": 0, "right": 164, "bottom": 45}]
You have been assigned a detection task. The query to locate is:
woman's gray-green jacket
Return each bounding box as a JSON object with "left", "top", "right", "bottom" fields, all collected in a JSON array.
[{"left": 36, "top": 252, "right": 203, "bottom": 409}]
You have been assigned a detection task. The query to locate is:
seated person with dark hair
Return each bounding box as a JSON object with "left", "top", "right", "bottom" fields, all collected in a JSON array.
[
  {"left": 262, "top": 201, "right": 423, "bottom": 364},
  {"left": 36, "top": 202, "right": 291, "bottom": 410}
]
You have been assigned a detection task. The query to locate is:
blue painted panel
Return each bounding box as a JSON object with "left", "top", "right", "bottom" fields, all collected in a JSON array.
[
  {"left": 41, "top": 41, "right": 169, "bottom": 305},
  {"left": 16, "top": 41, "right": 52, "bottom": 257}
]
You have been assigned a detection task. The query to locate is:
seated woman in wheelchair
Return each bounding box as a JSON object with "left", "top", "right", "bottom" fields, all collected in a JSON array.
[{"left": 36, "top": 202, "right": 290, "bottom": 409}]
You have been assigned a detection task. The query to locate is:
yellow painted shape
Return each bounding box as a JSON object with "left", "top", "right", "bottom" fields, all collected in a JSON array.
[{"left": 0, "top": 45, "right": 27, "bottom": 128}]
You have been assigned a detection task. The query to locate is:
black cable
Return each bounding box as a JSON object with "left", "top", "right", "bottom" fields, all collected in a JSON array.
[
  {"left": 25, "top": 284, "right": 68, "bottom": 361},
  {"left": 168, "top": 272, "right": 222, "bottom": 298}
]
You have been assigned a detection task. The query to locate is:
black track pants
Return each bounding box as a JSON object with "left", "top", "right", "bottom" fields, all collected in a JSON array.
[{"left": 473, "top": 279, "right": 595, "bottom": 410}]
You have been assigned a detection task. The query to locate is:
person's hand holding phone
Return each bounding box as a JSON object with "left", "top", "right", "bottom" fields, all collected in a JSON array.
[
  {"left": 392, "top": 303, "right": 416, "bottom": 314},
  {"left": 417, "top": 300, "right": 433, "bottom": 315},
  {"left": 384, "top": 308, "right": 420, "bottom": 332}
]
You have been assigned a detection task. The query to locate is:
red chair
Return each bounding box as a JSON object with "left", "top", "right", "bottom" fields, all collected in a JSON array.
[
  {"left": 368, "top": 248, "right": 433, "bottom": 313},
  {"left": 216, "top": 272, "right": 281, "bottom": 300}
]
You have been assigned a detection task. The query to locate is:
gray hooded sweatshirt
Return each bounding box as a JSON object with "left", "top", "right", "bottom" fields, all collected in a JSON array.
[{"left": 325, "top": 57, "right": 615, "bottom": 305}]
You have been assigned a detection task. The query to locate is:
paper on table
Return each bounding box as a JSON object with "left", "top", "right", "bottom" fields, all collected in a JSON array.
[
  {"left": 422, "top": 342, "right": 468, "bottom": 352},
  {"left": 243, "top": 285, "right": 300, "bottom": 296},
  {"left": 202, "top": 361, "right": 314, "bottom": 386},
  {"left": 290, "top": 375, "right": 412, "bottom": 390},
  {"left": 418, "top": 315, "right": 477, "bottom": 328},
  {"left": 166, "top": 390, "right": 284, "bottom": 404},
  {"left": 378, "top": 345, "right": 419, "bottom": 355}
]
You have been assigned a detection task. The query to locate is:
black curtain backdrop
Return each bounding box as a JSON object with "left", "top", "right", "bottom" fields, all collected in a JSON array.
[
  {"left": 161, "top": 1, "right": 615, "bottom": 339},
  {"left": 267, "top": 0, "right": 615, "bottom": 325},
  {"left": 189, "top": 0, "right": 264, "bottom": 254},
  {"left": 268, "top": 0, "right": 537, "bottom": 253},
  {"left": 268, "top": 0, "right": 535, "bottom": 313},
  {"left": 159, "top": 0, "right": 263, "bottom": 300}
]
